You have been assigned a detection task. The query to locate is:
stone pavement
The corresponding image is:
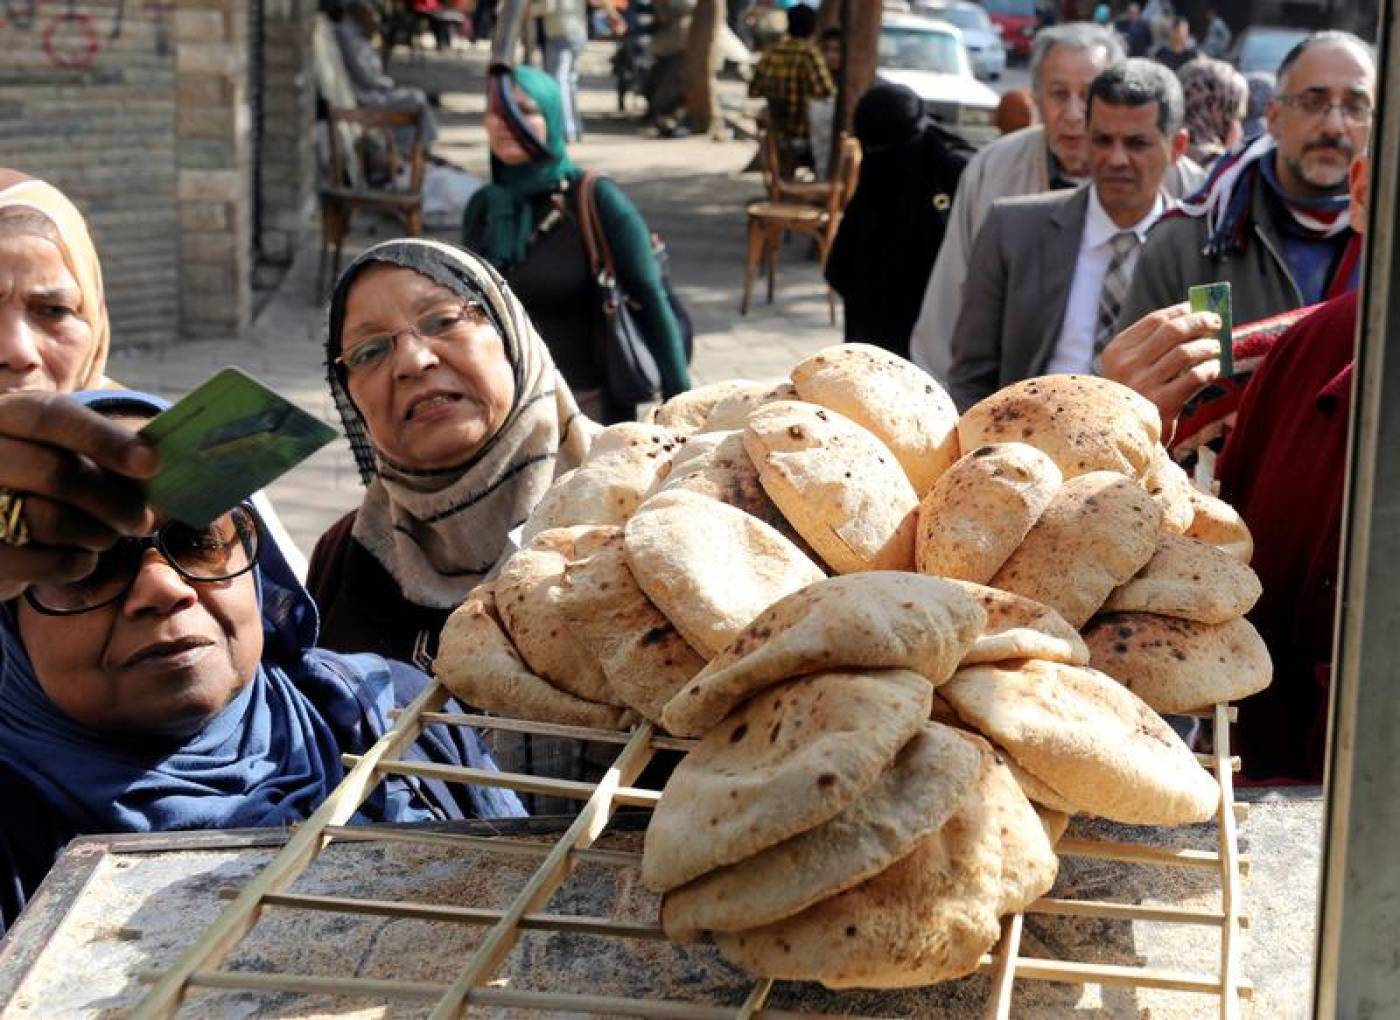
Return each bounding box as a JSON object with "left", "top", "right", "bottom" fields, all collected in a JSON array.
[{"left": 108, "top": 41, "right": 844, "bottom": 559}]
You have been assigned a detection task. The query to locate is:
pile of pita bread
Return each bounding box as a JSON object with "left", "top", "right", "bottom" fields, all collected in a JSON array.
[{"left": 432, "top": 345, "right": 1273, "bottom": 989}]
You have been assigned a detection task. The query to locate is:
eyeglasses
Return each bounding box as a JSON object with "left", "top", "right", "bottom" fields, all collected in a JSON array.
[
  {"left": 1277, "top": 92, "right": 1374, "bottom": 124},
  {"left": 25, "top": 504, "right": 261, "bottom": 616},
  {"left": 336, "top": 301, "right": 492, "bottom": 375}
]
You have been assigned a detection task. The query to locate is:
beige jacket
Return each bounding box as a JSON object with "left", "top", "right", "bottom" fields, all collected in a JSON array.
[{"left": 909, "top": 125, "right": 1205, "bottom": 381}]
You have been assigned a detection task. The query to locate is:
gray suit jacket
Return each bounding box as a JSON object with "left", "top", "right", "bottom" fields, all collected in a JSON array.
[{"left": 946, "top": 186, "right": 1091, "bottom": 411}]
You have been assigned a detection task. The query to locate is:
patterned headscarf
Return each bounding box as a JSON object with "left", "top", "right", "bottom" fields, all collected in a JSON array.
[
  {"left": 326, "top": 238, "right": 593, "bottom": 609},
  {"left": 0, "top": 170, "right": 110, "bottom": 390},
  {"left": 1178, "top": 57, "right": 1248, "bottom": 168}
]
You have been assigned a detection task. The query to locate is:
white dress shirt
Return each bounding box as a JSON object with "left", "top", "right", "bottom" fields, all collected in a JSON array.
[{"left": 1044, "top": 186, "right": 1166, "bottom": 376}]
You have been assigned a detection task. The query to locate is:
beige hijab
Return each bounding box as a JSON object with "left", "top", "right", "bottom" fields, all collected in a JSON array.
[
  {"left": 327, "top": 238, "right": 594, "bottom": 610},
  {"left": 0, "top": 169, "right": 111, "bottom": 390}
]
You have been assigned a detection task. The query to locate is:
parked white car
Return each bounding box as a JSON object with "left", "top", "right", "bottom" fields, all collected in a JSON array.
[
  {"left": 914, "top": 1, "right": 1007, "bottom": 80},
  {"left": 878, "top": 13, "right": 1002, "bottom": 144}
]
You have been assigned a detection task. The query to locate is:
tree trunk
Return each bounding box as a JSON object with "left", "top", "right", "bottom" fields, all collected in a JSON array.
[
  {"left": 683, "top": 0, "right": 723, "bottom": 132},
  {"left": 839, "top": 0, "right": 880, "bottom": 135}
]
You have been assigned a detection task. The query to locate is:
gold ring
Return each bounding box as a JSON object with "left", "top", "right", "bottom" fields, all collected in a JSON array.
[{"left": 0, "top": 489, "right": 30, "bottom": 548}]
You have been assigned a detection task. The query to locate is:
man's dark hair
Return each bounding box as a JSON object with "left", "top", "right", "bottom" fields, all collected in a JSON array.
[
  {"left": 1087, "top": 58, "right": 1185, "bottom": 135},
  {"left": 1275, "top": 30, "right": 1374, "bottom": 88},
  {"left": 787, "top": 4, "right": 817, "bottom": 39}
]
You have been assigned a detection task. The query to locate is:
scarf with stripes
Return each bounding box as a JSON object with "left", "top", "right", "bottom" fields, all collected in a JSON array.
[
  {"left": 326, "top": 239, "right": 594, "bottom": 610},
  {"left": 1165, "top": 133, "right": 1352, "bottom": 258}
]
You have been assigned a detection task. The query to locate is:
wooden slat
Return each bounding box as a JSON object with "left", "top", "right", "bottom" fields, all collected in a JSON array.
[
  {"left": 1198, "top": 752, "right": 1243, "bottom": 773},
  {"left": 1214, "top": 703, "right": 1245, "bottom": 1020},
  {"left": 734, "top": 979, "right": 775, "bottom": 1019},
  {"left": 341, "top": 755, "right": 662, "bottom": 807},
  {"left": 1027, "top": 896, "right": 1242, "bottom": 928},
  {"left": 416, "top": 710, "right": 699, "bottom": 753},
  {"left": 426, "top": 724, "right": 658, "bottom": 1019},
  {"left": 321, "top": 824, "right": 642, "bottom": 867},
  {"left": 985, "top": 912, "right": 1023, "bottom": 1020},
  {"left": 972, "top": 956, "right": 1254, "bottom": 997},
  {"left": 131, "top": 682, "right": 449, "bottom": 1019},
  {"left": 1057, "top": 838, "right": 1250, "bottom": 875},
  {"left": 171, "top": 970, "right": 868, "bottom": 1018}
]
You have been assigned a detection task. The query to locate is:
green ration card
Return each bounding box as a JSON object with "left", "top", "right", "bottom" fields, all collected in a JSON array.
[
  {"left": 1189, "top": 281, "right": 1234, "bottom": 379},
  {"left": 139, "top": 367, "right": 337, "bottom": 527}
]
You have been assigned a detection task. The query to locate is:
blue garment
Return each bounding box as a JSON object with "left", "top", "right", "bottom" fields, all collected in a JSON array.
[
  {"left": 0, "top": 390, "right": 523, "bottom": 935},
  {"left": 1258, "top": 156, "right": 1355, "bottom": 306}
]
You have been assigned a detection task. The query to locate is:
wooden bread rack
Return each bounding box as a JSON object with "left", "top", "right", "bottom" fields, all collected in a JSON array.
[{"left": 131, "top": 684, "right": 1249, "bottom": 1019}]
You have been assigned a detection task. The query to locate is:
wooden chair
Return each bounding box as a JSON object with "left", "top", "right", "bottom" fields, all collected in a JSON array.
[
  {"left": 311, "top": 14, "right": 426, "bottom": 300},
  {"left": 741, "top": 134, "right": 862, "bottom": 323},
  {"left": 758, "top": 129, "right": 834, "bottom": 207},
  {"left": 318, "top": 108, "right": 426, "bottom": 300}
]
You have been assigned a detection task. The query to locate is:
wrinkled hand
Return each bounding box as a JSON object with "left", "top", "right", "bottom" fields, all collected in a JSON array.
[
  {"left": 0, "top": 393, "right": 159, "bottom": 596},
  {"left": 1099, "top": 302, "right": 1223, "bottom": 434}
]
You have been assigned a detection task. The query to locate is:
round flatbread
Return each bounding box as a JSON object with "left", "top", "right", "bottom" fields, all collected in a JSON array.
[
  {"left": 662, "top": 572, "right": 985, "bottom": 738},
  {"left": 660, "top": 721, "right": 980, "bottom": 940},
  {"left": 790, "top": 343, "right": 960, "bottom": 496},
  {"left": 555, "top": 530, "right": 706, "bottom": 723},
  {"left": 713, "top": 732, "right": 1056, "bottom": 989},
  {"left": 653, "top": 380, "right": 752, "bottom": 433},
  {"left": 436, "top": 586, "right": 637, "bottom": 730},
  {"left": 941, "top": 659, "right": 1218, "bottom": 826},
  {"left": 697, "top": 378, "right": 799, "bottom": 433},
  {"left": 521, "top": 439, "right": 676, "bottom": 543},
  {"left": 659, "top": 430, "right": 817, "bottom": 555},
  {"left": 624, "top": 489, "right": 824, "bottom": 657},
  {"left": 1142, "top": 445, "right": 1194, "bottom": 534},
  {"left": 944, "top": 579, "right": 1089, "bottom": 667},
  {"left": 585, "top": 421, "right": 683, "bottom": 464},
  {"left": 1101, "top": 532, "right": 1262, "bottom": 623},
  {"left": 745, "top": 400, "right": 917, "bottom": 573},
  {"left": 990, "top": 471, "right": 1162, "bottom": 628},
  {"left": 957, "top": 375, "right": 1162, "bottom": 480},
  {"left": 1083, "top": 612, "right": 1273, "bottom": 714},
  {"left": 1001, "top": 751, "right": 1079, "bottom": 815},
  {"left": 916, "top": 443, "right": 1063, "bottom": 584},
  {"left": 493, "top": 547, "right": 619, "bottom": 705},
  {"left": 641, "top": 669, "right": 934, "bottom": 893},
  {"left": 1185, "top": 487, "right": 1254, "bottom": 563}
]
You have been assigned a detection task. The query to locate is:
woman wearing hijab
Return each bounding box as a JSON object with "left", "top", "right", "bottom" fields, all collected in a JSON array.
[
  {"left": 1178, "top": 56, "right": 1248, "bottom": 169},
  {"left": 0, "top": 389, "right": 522, "bottom": 936},
  {"left": 308, "top": 238, "right": 594, "bottom": 667},
  {"left": 0, "top": 169, "right": 307, "bottom": 596},
  {"left": 824, "top": 84, "right": 975, "bottom": 361},
  {"left": 460, "top": 67, "right": 689, "bottom": 424}
]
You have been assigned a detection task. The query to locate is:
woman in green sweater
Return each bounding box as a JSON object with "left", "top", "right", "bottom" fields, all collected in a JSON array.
[{"left": 462, "top": 66, "right": 689, "bottom": 424}]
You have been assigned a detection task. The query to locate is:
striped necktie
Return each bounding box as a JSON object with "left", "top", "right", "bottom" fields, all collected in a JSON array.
[{"left": 1094, "top": 231, "right": 1140, "bottom": 364}]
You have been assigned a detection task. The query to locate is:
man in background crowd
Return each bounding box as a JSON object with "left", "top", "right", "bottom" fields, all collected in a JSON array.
[
  {"left": 1115, "top": 31, "right": 1375, "bottom": 335},
  {"left": 1153, "top": 16, "right": 1198, "bottom": 71},
  {"left": 911, "top": 24, "right": 1150, "bottom": 379},
  {"left": 1201, "top": 6, "right": 1233, "bottom": 58},
  {"left": 747, "top": 4, "right": 835, "bottom": 169},
  {"left": 1115, "top": 2, "right": 1153, "bottom": 58},
  {"left": 947, "top": 60, "right": 1190, "bottom": 409}
]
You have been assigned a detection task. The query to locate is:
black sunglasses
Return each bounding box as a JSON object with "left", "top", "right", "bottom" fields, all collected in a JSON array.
[{"left": 24, "top": 504, "right": 261, "bottom": 616}]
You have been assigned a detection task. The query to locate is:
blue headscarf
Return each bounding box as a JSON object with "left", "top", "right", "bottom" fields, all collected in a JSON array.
[{"left": 0, "top": 390, "right": 523, "bottom": 838}]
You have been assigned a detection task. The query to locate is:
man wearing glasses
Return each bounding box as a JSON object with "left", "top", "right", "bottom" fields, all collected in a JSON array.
[{"left": 1102, "top": 31, "right": 1374, "bottom": 426}]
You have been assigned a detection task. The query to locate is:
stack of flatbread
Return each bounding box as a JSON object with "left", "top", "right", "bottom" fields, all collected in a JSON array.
[
  {"left": 431, "top": 362, "right": 1272, "bottom": 990},
  {"left": 644, "top": 574, "right": 1060, "bottom": 988}
]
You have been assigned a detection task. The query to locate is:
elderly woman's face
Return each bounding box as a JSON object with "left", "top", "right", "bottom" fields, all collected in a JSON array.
[
  {"left": 16, "top": 528, "right": 263, "bottom": 740},
  {"left": 342, "top": 266, "right": 516, "bottom": 471},
  {"left": 0, "top": 229, "right": 93, "bottom": 394}
]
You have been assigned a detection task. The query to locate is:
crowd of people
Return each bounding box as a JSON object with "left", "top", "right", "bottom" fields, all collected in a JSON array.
[{"left": 0, "top": 3, "right": 1382, "bottom": 946}]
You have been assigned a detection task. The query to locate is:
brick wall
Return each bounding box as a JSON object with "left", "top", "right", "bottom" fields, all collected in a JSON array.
[
  {"left": 0, "top": 0, "right": 182, "bottom": 349},
  {"left": 0, "top": 0, "right": 315, "bottom": 349},
  {"left": 258, "top": 0, "right": 317, "bottom": 265}
]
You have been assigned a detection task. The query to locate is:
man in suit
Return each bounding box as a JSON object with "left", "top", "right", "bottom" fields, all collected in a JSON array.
[{"left": 946, "top": 60, "right": 1190, "bottom": 411}]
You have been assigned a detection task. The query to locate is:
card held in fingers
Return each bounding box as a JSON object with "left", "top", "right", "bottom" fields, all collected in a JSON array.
[
  {"left": 139, "top": 367, "right": 338, "bottom": 527},
  {"left": 1189, "top": 282, "right": 1234, "bottom": 378}
]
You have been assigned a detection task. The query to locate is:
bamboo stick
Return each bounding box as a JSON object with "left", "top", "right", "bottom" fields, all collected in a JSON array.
[
  {"left": 321, "top": 823, "right": 642, "bottom": 866},
  {"left": 426, "top": 724, "right": 658, "bottom": 1019},
  {"left": 733, "top": 979, "right": 774, "bottom": 1019},
  {"left": 419, "top": 710, "right": 698, "bottom": 753},
  {"left": 985, "top": 912, "right": 1023, "bottom": 1020},
  {"left": 131, "top": 682, "right": 449, "bottom": 1019},
  {"left": 972, "top": 956, "right": 1254, "bottom": 997},
  {"left": 1214, "top": 702, "right": 1245, "bottom": 1020},
  {"left": 340, "top": 755, "right": 662, "bottom": 807},
  {"left": 1057, "top": 838, "right": 1250, "bottom": 876},
  {"left": 1197, "top": 752, "right": 1243, "bottom": 773},
  {"left": 1027, "top": 896, "right": 1243, "bottom": 928},
  {"left": 169, "top": 969, "right": 865, "bottom": 1018}
]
